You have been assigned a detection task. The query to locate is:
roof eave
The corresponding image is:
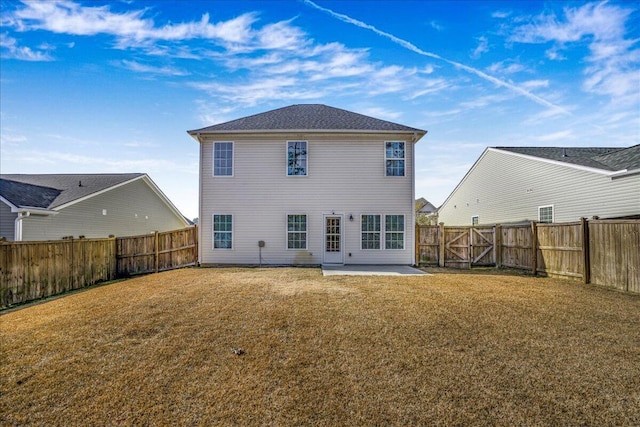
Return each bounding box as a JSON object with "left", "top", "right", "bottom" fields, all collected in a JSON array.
[
  {"left": 490, "top": 147, "right": 623, "bottom": 176},
  {"left": 188, "top": 128, "right": 427, "bottom": 140}
]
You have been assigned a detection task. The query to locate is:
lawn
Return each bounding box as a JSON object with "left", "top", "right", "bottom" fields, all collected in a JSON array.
[{"left": 1, "top": 267, "right": 639, "bottom": 426}]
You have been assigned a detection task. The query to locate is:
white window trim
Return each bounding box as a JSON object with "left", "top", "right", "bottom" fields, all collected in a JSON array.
[
  {"left": 213, "top": 141, "right": 234, "bottom": 177},
  {"left": 360, "top": 213, "right": 383, "bottom": 250},
  {"left": 286, "top": 140, "right": 308, "bottom": 177},
  {"left": 538, "top": 205, "right": 554, "bottom": 223},
  {"left": 384, "top": 141, "right": 406, "bottom": 177},
  {"left": 384, "top": 214, "right": 405, "bottom": 250},
  {"left": 212, "top": 213, "right": 233, "bottom": 250},
  {"left": 286, "top": 213, "right": 308, "bottom": 250}
]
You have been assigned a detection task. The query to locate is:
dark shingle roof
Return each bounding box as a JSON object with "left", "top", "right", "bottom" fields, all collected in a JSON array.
[
  {"left": 495, "top": 146, "right": 639, "bottom": 171},
  {"left": 0, "top": 179, "right": 61, "bottom": 209},
  {"left": 0, "top": 174, "right": 144, "bottom": 210},
  {"left": 417, "top": 200, "right": 437, "bottom": 214},
  {"left": 189, "top": 104, "right": 425, "bottom": 134},
  {"left": 593, "top": 144, "right": 640, "bottom": 170}
]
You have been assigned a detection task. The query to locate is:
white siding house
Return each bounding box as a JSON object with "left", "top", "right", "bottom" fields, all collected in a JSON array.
[
  {"left": 438, "top": 146, "right": 640, "bottom": 226},
  {"left": 0, "top": 174, "right": 190, "bottom": 241},
  {"left": 189, "top": 104, "right": 427, "bottom": 266}
]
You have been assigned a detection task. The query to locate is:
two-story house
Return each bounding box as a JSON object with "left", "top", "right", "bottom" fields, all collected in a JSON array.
[
  {"left": 437, "top": 145, "right": 640, "bottom": 226},
  {"left": 188, "top": 104, "right": 427, "bottom": 266}
]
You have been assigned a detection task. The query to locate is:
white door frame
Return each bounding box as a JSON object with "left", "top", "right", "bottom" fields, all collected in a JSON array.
[{"left": 323, "top": 214, "right": 344, "bottom": 264}]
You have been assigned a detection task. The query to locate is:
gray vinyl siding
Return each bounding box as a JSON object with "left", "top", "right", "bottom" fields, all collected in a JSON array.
[
  {"left": 199, "top": 133, "right": 416, "bottom": 265},
  {"left": 0, "top": 201, "right": 16, "bottom": 240},
  {"left": 20, "top": 178, "right": 188, "bottom": 241},
  {"left": 438, "top": 149, "right": 640, "bottom": 225}
]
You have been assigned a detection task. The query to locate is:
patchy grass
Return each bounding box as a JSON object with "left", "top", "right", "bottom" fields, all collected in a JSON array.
[{"left": 1, "top": 267, "right": 639, "bottom": 426}]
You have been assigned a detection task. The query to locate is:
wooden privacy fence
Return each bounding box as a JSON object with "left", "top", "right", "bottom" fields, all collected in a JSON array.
[
  {"left": 0, "top": 226, "right": 197, "bottom": 308},
  {"left": 0, "top": 238, "right": 116, "bottom": 308},
  {"left": 116, "top": 227, "right": 198, "bottom": 276},
  {"left": 416, "top": 219, "right": 639, "bottom": 294}
]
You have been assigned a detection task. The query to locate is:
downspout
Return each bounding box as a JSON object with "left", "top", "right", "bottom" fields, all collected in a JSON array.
[
  {"left": 411, "top": 133, "right": 417, "bottom": 266},
  {"left": 197, "top": 132, "right": 203, "bottom": 266},
  {"left": 15, "top": 211, "right": 30, "bottom": 241}
]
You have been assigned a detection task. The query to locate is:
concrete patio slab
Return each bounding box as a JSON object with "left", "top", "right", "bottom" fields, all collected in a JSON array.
[{"left": 321, "top": 265, "right": 429, "bottom": 276}]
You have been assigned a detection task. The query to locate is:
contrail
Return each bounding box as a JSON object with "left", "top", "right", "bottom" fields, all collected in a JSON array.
[{"left": 301, "top": 0, "right": 570, "bottom": 115}]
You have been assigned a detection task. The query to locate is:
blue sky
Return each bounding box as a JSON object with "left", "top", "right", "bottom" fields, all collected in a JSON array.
[{"left": 1, "top": 0, "right": 639, "bottom": 220}]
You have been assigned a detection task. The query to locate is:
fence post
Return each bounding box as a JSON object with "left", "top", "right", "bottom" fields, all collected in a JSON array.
[
  {"left": 531, "top": 221, "right": 537, "bottom": 275},
  {"left": 415, "top": 224, "right": 419, "bottom": 266},
  {"left": 438, "top": 222, "right": 445, "bottom": 267},
  {"left": 581, "top": 217, "right": 590, "bottom": 284},
  {"left": 495, "top": 224, "right": 502, "bottom": 268},
  {"left": 154, "top": 231, "right": 159, "bottom": 274},
  {"left": 194, "top": 224, "right": 199, "bottom": 266}
]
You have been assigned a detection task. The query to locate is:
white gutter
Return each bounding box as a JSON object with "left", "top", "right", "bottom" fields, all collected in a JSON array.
[
  {"left": 610, "top": 168, "right": 640, "bottom": 179},
  {"left": 11, "top": 208, "right": 57, "bottom": 241}
]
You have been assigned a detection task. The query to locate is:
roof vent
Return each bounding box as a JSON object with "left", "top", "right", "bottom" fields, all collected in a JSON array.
[
  {"left": 562, "top": 148, "right": 568, "bottom": 157},
  {"left": 78, "top": 180, "right": 83, "bottom": 187}
]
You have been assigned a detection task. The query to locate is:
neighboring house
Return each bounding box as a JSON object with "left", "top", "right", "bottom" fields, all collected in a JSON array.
[
  {"left": 0, "top": 174, "right": 190, "bottom": 241},
  {"left": 416, "top": 198, "right": 438, "bottom": 225},
  {"left": 438, "top": 145, "right": 640, "bottom": 226},
  {"left": 188, "top": 104, "right": 427, "bottom": 266},
  {"left": 416, "top": 198, "right": 437, "bottom": 215}
]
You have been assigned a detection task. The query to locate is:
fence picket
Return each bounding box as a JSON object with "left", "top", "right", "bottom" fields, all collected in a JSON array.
[
  {"left": 416, "top": 220, "right": 639, "bottom": 294},
  {"left": 1, "top": 226, "right": 197, "bottom": 308}
]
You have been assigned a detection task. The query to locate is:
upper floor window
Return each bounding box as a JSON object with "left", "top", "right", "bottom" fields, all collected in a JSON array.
[
  {"left": 538, "top": 205, "right": 554, "bottom": 223},
  {"left": 213, "top": 214, "right": 233, "bottom": 249},
  {"left": 361, "top": 215, "right": 381, "bottom": 250},
  {"left": 385, "top": 215, "right": 405, "bottom": 249},
  {"left": 385, "top": 141, "right": 405, "bottom": 177},
  {"left": 213, "top": 142, "right": 233, "bottom": 176},
  {"left": 287, "top": 141, "right": 307, "bottom": 176},
  {"left": 287, "top": 214, "right": 307, "bottom": 249}
]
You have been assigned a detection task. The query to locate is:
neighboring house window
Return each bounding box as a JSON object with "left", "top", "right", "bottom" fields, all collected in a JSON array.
[
  {"left": 472, "top": 215, "right": 479, "bottom": 226},
  {"left": 385, "top": 141, "right": 405, "bottom": 177},
  {"left": 213, "top": 142, "right": 233, "bottom": 176},
  {"left": 213, "top": 214, "right": 233, "bottom": 249},
  {"left": 361, "top": 215, "right": 381, "bottom": 250},
  {"left": 385, "top": 215, "right": 404, "bottom": 249},
  {"left": 538, "top": 205, "right": 554, "bottom": 223},
  {"left": 287, "top": 214, "right": 307, "bottom": 249},
  {"left": 287, "top": 141, "right": 307, "bottom": 176}
]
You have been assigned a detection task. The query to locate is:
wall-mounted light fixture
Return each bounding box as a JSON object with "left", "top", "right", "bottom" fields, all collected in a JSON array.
[{"left": 349, "top": 214, "right": 354, "bottom": 221}]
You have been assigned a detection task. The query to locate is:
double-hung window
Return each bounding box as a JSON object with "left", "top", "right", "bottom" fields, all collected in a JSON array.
[
  {"left": 213, "top": 214, "right": 233, "bottom": 249},
  {"left": 361, "top": 215, "right": 381, "bottom": 250},
  {"left": 385, "top": 215, "right": 404, "bottom": 249},
  {"left": 213, "top": 142, "right": 233, "bottom": 176},
  {"left": 538, "top": 205, "right": 554, "bottom": 223},
  {"left": 287, "top": 141, "right": 307, "bottom": 176},
  {"left": 385, "top": 141, "right": 405, "bottom": 177},
  {"left": 287, "top": 214, "right": 307, "bottom": 249}
]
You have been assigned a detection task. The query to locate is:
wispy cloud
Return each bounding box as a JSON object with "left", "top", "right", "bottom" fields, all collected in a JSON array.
[
  {"left": 117, "top": 60, "right": 189, "bottom": 76},
  {"left": 471, "top": 36, "right": 489, "bottom": 59},
  {"left": 6, "top": 1, "right": 257, "bottom": 47},
  {"left": 0, "top": 132, "right": 28, "bottom": 145},
  {"left": 0, "top": 34, "right": 53, "bottom": 61},
  {"left": 492, "top": 10, "right": 511, "bottom": 19},
  {"left": 536, "top": 129, "right": 574, "bottom": 142},
  {"left": 6, "top": 148, "right": 196, "bottom": 174},
  {"left": 301, "top": 0, "right": 570, "bottom": 115},
  {"left": 509, "top": 2, "right": 640, "bottom": 101},
  {"left": 486, "top": 60, "right": 527, "bottom": 74}
]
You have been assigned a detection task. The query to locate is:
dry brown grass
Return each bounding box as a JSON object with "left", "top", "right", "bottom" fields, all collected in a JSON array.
[{"left": 1, "top": 267, "right": 639, "bottom": 426}]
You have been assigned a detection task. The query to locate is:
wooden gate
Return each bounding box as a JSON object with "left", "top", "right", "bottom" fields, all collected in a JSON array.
[
  {"left": 444, "top": 227, "right": 470, "bottom": 268},
  {"left": 470, "top": 227, "right": 495, "bottom": 266}
]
